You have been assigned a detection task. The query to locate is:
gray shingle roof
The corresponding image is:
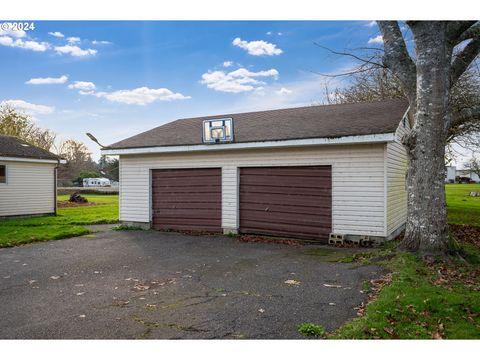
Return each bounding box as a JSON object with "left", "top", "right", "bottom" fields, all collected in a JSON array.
[
  {"left": 107, "top": 99, "right": 409, "bottom": 149},
  {"left": 0, "top": 135, "right": 60, "bottom": 160}
]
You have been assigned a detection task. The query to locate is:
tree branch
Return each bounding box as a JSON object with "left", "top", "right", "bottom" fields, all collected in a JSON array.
[
  {"left": 446, "top": 21, "right": 478, "bottom": 43},
  {"left": 313, "top": 42, "right": 385, "bottom": 68},
  {"left": 457, "top": 22, "right": 480, "bottom": 43},
  {"left": 456, "top": 105, "right": 480, "bottom": 123},
  {"left": 377, "top": 21, "right": 416, "bottom": 100},
  {"left": 450, "top": 37, "right": 480, "bottom": 85}
]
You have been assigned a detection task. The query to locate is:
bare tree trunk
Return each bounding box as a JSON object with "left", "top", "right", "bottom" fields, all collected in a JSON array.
[{"left": 400, "top": 22, "right": 452, "bottom": 255}]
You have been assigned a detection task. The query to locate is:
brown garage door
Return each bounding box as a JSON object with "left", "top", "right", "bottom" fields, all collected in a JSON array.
[
  {"left": 239, "top": 166, "right": 332, "bottom": 242},
  {"left": 151, "top": 168, "right": 222, "bottom": 232}
]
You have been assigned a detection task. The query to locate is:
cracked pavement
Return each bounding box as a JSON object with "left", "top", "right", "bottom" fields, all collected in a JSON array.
[{"left": 0, "top": 230, "right": 385, "bottom": 339}]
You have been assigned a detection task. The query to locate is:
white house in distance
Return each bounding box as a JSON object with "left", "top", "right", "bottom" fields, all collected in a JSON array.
[
  {"left": 102, "top": 100, "right": 410, "bottom": 243},
  {"left": 445, "top": 166, "right": 456, "bottom": 183},
  {"left": 83, "top": 177, "right": 111, "bottom": 187},
  {"left": 0, "top": 135, "right": 63, "bottom": 217}
]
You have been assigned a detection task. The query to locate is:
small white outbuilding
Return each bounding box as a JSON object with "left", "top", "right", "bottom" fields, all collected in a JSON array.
[
  {"left": 102, "top": 100, "right": 410, "bottom": 243},
  {"left": 0, "top": 135, "right": 62, "bottom": 218}
]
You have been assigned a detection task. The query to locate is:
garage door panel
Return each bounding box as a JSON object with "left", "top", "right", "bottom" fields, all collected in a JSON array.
[
  {"left": 240, "top": 193, "right": 330, "bottom": 208},
  {"left": 153, "top": 223, "right": 221, "bottom": 232},
  {"left": 240, "top": 175, "right": 330, "bottom": 188},
  {"left": 154, "top": 208, "right": 220, "bottom": 218},
  {"left": 240, "top": 202, "right": 331, "bottom": 215},
  {"left": 240, "top": 167, "right": 331, "bottom": 177},
  {"left": 240, "top": 166, "right": 332, "bottom": 242},
  {"left": 240, "top": 209, "right": 332, "bottom": 223},
  {"left": 153, "top": 178, "right": 220, "bottom": 187},
  {"left": 154, "top": 169, "right": 221, "bottom": 178},
  {"left": 240, "top": 185, "right": 330, "bottom": 196},
  {"left": 153, "top": 202, "right": 222, "bottom": 210},
  {"left": 152, "top": 168, "right": 221, "bottom": 233}
]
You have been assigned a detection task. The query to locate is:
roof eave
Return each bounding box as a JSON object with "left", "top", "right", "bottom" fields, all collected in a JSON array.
[{"left": 101, "top": 132, "right": 396, "bottom": 156}]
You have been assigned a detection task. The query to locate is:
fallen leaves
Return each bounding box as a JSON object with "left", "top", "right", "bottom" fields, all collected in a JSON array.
[
  {"left": 284, "top": 279, "right": 301, "bottom": 286},
  {"left": 323, "top": 283, "right": 342, "bottom": 288}
]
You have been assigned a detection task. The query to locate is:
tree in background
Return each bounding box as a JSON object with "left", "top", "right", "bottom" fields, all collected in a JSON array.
[
  {"left": 0, "top": 104, "right": 56, "bottom": 151},
  {"left": 57, "top": 139, "right": 98, "bottom": 186},
  {"left": 464, "top": 157, "right": 480, "bottom": 179},
  {"left": 326, "top": 60, "right": 480, "bottom": 162},
  {"left": 98, "top": 155, "right": 119, "bottom": 182}
]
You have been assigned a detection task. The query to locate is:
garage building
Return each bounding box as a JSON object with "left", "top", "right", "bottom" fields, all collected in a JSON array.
[
  {"left": 102, "top": 100, "right": 410, "bottom": 243},
  {"left": 0, "top": 135, "right": 62, "bottom": 218}
]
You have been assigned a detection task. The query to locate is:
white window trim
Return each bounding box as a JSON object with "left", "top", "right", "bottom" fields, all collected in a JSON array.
[{"left": 0, "top": 163, "right": 7, "bottom": 185}]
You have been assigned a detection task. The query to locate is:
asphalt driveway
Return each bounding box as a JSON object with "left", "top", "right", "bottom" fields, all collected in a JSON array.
[{"left": 0, "top": 229, "right": 385, "bottom": 339}]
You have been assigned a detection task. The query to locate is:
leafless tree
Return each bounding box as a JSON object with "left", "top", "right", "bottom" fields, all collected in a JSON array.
[
  {"left": 464, "top": 157, "right": 480, "bottom": 177},
  {"left": 379, "top": 21, "right": 480, "bottom": 255},
  {"left": 318, "top": 21, "right": 480, "bottom": 255}
]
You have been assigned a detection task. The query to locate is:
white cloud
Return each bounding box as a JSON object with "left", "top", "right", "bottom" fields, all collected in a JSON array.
[
  {"left": 26, "top": 75, "right": 68, "bottom": 85},
  {"left": 0, "top": 36, "right": 13, "bottom": 46},
  {"left": 0, "top": 24, "right": 26, "bottom": 38},
  {"left": 54, "top": 45, "right": 97, "bottom": 57},
  {"left": 232, "top": 37, "right": 283, "bottom": 56},
  {"left": 68, "top": 81, "right": 96, "bottom": 91},
  {"left": 277, "top": 32, "right": 283, "bottom": 36},
  {"left": 223, "top": 61, "right": 233, "bottom": 67},
  {"left": 201, "top": 67, "right": 279, "bottom": 93},
  {"left": 1, "top": 99, "right": 54, "bottom": 115},
  {"left": 366, "top": 21, "right": 377, "bottom": 27},
  {"left": 368, "top": 35, "right": 383, "bottom": 44},
  {"left": 266, "top": 31, "right": 272, "bottom": 35},
  {"left": 276, "top": 87, "right": 292, "bottom": 95},
  {"left": 48, "top": 31, "right": 64, "bottom": 38},
  {"left": 93, "top": 87, "right": 191, "bottom": 105},
  {"left": 67, "top": 36, "right": 81, "bottom": 43},
  {"left": 92, "top": 40, "right": 111, "bottom": 45},
  {"left": 0, "top": 36, "right": 50, "bottom": 52}
]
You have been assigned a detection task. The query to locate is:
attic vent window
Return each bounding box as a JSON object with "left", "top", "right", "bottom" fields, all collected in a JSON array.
[{"left": 203, "top": 118, "right": 234, "bottom": 144}]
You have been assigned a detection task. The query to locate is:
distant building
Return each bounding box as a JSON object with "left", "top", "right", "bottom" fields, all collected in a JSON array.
[
  {"left": 445, "top": 166, "right": 456, "bottom": 183},
  {"left": 83, "top": 177, "right": 111, "bottom": 187},
  {"left": 456, "top": 169, "right": 480, "bottom": 183}
]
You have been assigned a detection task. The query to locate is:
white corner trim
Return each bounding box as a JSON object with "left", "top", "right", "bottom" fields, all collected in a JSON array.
[
  {"left": 101, "top": 133, "right": 396, "bottom": 156},
  {"left": 0, "top": 156, "right": 60, "bottom": 164}
]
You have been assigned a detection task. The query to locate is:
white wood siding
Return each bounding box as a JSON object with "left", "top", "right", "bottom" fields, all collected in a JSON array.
[
  {"left": 386, "top": 118, "right": 410, "bottom": 235},
  {"left": 0, "top": 160, "right": 55, "bottom": 216},
  {"left": 119, "top": 143, "right": 387, "bottom": 236}
]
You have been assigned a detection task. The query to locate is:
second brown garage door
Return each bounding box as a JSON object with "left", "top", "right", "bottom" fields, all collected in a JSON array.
[
  {"left": 151, "top": 168, "right": 222, "bottom": 232},
  {"left": 239, "top": 166, "right": 332, "bottom": 241}
]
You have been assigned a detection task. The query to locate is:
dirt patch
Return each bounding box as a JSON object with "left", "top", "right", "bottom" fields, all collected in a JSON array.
[
  {"left": 238, "top": 234, "right": 304, "bottom": 247},
  {"left": 57, "top": 201, "right": 102, "bottom": 208},
  {"left": 450, "top": 224, "right": 480, "bottom": 248}
]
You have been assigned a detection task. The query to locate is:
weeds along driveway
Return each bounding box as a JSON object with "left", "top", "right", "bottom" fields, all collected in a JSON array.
[{"left": 0, "top": 230, "right": 385, "bottom": 339}]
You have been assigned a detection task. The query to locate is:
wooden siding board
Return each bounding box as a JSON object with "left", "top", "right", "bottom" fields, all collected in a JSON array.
[
  {"left": 0, "top": 161, "right": 55, "bottom": 216},
  {"left": 386, "top": 118, "right": 409, "bottom": 235}
]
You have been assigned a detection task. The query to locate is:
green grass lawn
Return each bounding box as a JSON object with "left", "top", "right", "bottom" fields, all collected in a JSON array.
[
  {"left": 446, "top": 183, "right": 480, "bottom": 227},
  {"left": 330, "top": 184, "right": 480, "bottom": 339},
  {"left": 0, "top": 194, "right": 118, "bottom": 247}
]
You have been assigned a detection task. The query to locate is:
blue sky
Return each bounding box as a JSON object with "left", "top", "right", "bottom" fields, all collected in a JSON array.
[{"left": 0, "top": 21, "right": 384, "bottom": 158}]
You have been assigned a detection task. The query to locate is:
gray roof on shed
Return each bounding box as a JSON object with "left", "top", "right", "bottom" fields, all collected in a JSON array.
[
  {"left": 0, "top": 135, "right": 60, "bottom": 160},
  {"left": 107, "top": 99, "right": 409, "bottom": 150}
]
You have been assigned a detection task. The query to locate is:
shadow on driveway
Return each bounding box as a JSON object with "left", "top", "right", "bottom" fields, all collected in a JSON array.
[{"left": 0, "top": 230, "right": 385, "bottom": 339}]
